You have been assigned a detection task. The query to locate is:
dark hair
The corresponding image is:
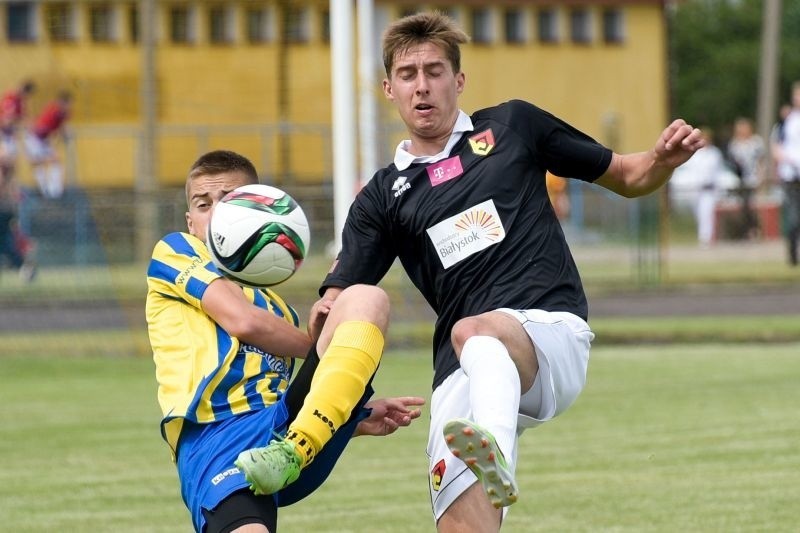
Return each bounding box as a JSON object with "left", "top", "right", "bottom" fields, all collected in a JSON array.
[
  {"left": 186, "top": 150, "right": 259, "bottom": 199},
  {"left": 382, "top": 11, "right": 469, "bottom": 77},
  {"left": 20, "top": 80, "right": 35, "bottom": 94}
]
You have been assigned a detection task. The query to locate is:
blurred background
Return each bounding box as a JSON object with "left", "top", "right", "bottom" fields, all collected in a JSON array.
[{"left": 0, "top": 0, "right": 798, "bottom": 358}]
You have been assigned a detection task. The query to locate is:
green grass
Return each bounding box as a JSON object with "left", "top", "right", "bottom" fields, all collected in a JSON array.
[
  {"left": 1, "top": 344, "right": 798, "bottom": 532},
  {"left": 3, "top": 313, "right": 799, "bottom": 359}
]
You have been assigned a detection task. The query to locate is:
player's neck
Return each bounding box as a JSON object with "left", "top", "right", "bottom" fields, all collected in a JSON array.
[{"left": 408, "top": 132, "right": 452, "bottom": 157}]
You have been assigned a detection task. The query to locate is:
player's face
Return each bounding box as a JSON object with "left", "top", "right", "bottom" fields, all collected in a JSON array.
[
  {"left": 383, "top": 42, "right": 465, "bottom": 151},
  {"left": 185, "top": 171, "right": 251, "bottom": 242}
]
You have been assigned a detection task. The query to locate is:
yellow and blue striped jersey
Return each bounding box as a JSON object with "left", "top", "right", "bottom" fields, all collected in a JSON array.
[{"left": 146, "top": 232, "right": 299, "bottom": 456}]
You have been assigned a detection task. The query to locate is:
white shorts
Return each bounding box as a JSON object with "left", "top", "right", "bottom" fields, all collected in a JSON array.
[
  {"left": 426, "top": 309, "right": 594, "bottom": 520},
  {"left": 24, "top": 132, "right": 54, "bottom": 163}
]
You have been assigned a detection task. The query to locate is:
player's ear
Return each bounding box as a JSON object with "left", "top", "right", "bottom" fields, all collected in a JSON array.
[
  {"left": 185, "top": 212, "right": 193, "bottom": 233},
  {"left": 456, "top": 72, "right": 465, "bottom": 95},
  {"left": 382, "top": 78, "right": 394, "bottom": 101}
]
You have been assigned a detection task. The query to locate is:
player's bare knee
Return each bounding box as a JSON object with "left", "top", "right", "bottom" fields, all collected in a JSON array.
[
  {"left": 450, "top": 316, "right": 485, "bottom": 356},
  {"left": 337, "top": 284, "right": 390, "bottom": 331}
]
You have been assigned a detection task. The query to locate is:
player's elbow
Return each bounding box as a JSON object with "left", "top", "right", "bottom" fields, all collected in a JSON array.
[{"left": 223, "top": 308, "right": 266, "bottom": 340}]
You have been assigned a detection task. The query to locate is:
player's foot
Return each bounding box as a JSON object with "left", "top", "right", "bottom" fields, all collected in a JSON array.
[
  {"left": 19, "top": 262, "right": 36, "bottom": 283},
  {"left": 235, "top": 439, "right": 302, "bottom": 496},
  {"left": 443, "top": 418, "right": 518, "bottom": 508}
]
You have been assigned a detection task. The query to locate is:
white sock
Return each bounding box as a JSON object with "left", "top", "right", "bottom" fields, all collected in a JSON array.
[
  {"left": 34, "top": 166, "right": 48, "bottom": 196},
  {"left": 459, "top": 336, "right": 520, "bottom": 461},
  {"left": 47, "top": 164, "right": 64, "bottom": 198}
]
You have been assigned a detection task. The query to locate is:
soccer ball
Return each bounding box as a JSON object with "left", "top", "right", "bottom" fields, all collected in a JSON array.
[{"left": 207, "top": 184, "right": 310, "bottom": 287}]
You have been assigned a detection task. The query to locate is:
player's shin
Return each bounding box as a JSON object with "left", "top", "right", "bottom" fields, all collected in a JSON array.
[
  {"left": 459, "top": 336, "right": 520, "bottom": 463},
  {"left": 287, "top": 320, "right": 384, "bottom": 466}
]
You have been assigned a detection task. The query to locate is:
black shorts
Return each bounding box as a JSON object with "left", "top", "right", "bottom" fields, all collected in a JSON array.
[{"left": 202, "top": 488, "right": 277, "bottom": 533}]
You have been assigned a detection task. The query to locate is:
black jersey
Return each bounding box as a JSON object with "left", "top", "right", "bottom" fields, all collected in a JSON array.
[{"left": 322, "top": 100, "right": 613, "bottom": 388}]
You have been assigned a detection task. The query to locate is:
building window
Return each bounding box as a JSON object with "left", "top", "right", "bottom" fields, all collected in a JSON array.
[
  {"left": 320, "top": 8, "right": 330, "bottom": 43},
  {"left": 602, "top": 8, "right": 624, "bottom": 44},
  {"left": 471, "top": 8, "right": 492, "bottom": 44},
  {"left": 504, "top": 9, "right": 525, "bottom": 44},
  {"left": 169, "top": 5, "right": 194, "bottom": 44},
  {"left": 46, "top": 2, "right": 76, "bottom": 42},
  {"left": 537, "top": 8, "right": 558, "bottom": 43},
  {"left": 209, "top": 5, "right": 233, "bottom": 44},
  {"left": 570, "top": 8, "right": 592, "bottom": 44},
  {"left": 90, "top": 3, "right": 116, "bottom": 43},
  {"left": 128, "top": 3, "right": 139, "bottom": 43},
  {"left": 6, "top": 3, "right": 36, "bottom": 42},
  {"left": 285, "top": 5, "right": 309, "bottom": 43},
  {"left": 246, "top": 7, "right": 272, "bottom": 43}
]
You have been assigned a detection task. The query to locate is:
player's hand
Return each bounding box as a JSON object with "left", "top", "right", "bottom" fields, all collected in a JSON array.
[
  {"left": 654, "top": 119, "right": 706, "bottom": 169},
  {"left": 354, "top": 396, "right": 425, "bottom": 437},
  {"left": 307, "top": 297, "right": 334, "bottom": 341}
]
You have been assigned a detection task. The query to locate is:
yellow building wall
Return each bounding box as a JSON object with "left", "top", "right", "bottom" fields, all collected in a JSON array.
[{"left": 0, "top": 1, "right": 668, "bottom": 189}]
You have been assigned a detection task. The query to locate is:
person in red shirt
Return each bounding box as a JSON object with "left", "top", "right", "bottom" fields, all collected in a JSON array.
[
  {"left": 0, "top": 80, "right": 36, "bottom": 181},
  {"left": 24, "top": 90, "right": 71, "bottom": 199}
]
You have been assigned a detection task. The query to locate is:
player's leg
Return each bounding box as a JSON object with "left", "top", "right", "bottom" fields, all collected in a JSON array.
[
  {"left": 202, "top": 490, "right": 275, "bottom": 533},
  {"left": 428, "top": 368, "right": 510, "bottom": 533},
  {"left": 45, "top": 159, "right": 64, "bottom": 199},
  {"left": 0, "top": 210, "right": 24, "bottom": 269},
  {"left": 443, "top": 311, "right": 535, "bottom": 509},
  {"left": 23, "top": 133, "right": 49, "bottom": 198},
  {"left": 438, "top": 309, "right": 593, "bottom": 529},
  {"left": 236, "top": 284, "right": 388, "bottom": 494},
  {"left": 178, "top": 407, "right": 289, "bottom": 533}
]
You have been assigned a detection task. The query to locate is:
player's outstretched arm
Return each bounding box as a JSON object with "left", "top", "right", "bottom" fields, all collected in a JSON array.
[
  {"left": 201, "top": 276, "right": 313, "bottom": 358},
  {"left": 595, "top": 118, "right": 706, "bottom": 198},
  {"left": 354, "top": 396, "right": 425, "bottom": 437}
]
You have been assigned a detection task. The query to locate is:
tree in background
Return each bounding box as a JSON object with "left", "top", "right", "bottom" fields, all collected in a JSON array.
[{"left": 670, "top": 0, "right": 800, "bottom": 136}]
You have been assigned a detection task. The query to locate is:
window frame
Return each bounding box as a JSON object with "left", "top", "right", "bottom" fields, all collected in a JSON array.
[
  {"left": 537, "top": 8, "right": 559, "bottom": 44},
  {"left": 602, "top": 8, "right": 625, "bottom": 44},
  {"left": 6, "top": 2, "right": 37, "bottom": 43},
  {"left": 569, "top": 8, "right": 592, "bottom": 45}
]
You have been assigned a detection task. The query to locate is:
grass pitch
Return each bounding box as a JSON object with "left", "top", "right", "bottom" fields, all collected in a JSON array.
[{"left": 1, "top": 344, "right": 798, "bottom": 532}]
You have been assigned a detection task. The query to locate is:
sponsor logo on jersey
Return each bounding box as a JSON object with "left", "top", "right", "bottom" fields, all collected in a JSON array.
[
  {"left": 425, "top": 199, "right": 506, "bottom": 269},
  {"left": 239, "top": 344, "right": 291, "bottom": 379},
  {"left": 431, "top": 459, "right": 446, "bottom": 491},
  {"left": 391, "top": 175, "right": 411, "bottom": 197},
  {"left": 468, "top": 128, "right": 495, "bottom": 156},
  {"left": 426, "top": 156, "right": 464, "bottom": 187},
  {"left": 176, "top": 256, "right": 204, "bottom": 286}
]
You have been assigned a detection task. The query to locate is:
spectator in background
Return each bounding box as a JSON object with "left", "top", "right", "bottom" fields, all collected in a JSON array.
[
  {"left": 0, "top": 80, "right": 36, "bottom": 182},
  {"left": 675, "top": 127, "right": 728, "bottom": 247},
  {"left": 773, "top": 82, "right": 800, "bottom": 266},
  {"left": 727, "top": 117, "right": 765, "bottom": 239},
  {"left": 0, "top": 160, "right": 36, "bottom": 282},
  {"left": 24, "top": 91, "right": 71, "bottom": 199}
]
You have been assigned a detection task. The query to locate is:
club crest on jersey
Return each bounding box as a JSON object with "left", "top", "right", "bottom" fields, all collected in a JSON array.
[
  {"left": 391, "top": 175, "right": 411, "bottom": 197},
  {"left": 425, "top": 199, "right": 506, "bottom": 269},
  {"left": 426, "top": 156, "right": 464, "bottom": 187},
  {"left": 468, "top": 129, "right": 495, "bottom": 156},
  {"left": 431, "top": 459, "right": 446, "bottom": 491}
]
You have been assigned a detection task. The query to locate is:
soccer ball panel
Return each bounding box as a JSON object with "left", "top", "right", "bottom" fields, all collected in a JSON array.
[{"left": 207, "top": 184, "right": 310, "bottom": 288}]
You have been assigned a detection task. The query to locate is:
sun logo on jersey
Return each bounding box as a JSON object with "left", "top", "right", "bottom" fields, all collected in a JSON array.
[
  {"left": 431, "top": 459, "right": 446, "bottom": 491},
  {"left": 455, "top": 208, "right": 503, "bottom": 240},
  {"left": 468, "top": 129, "right": 495, "bottom": 156}
]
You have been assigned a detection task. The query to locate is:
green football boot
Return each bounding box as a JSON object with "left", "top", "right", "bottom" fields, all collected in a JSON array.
[
  {"left": 443, "top": 418, "right": 519, "bottom": 508},
  {"left": 235, "top": 439, "right": 302, "bottom": 496}
]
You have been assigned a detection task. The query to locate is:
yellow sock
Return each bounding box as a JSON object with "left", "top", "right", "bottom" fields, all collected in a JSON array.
[{"left": 286, "top": 320, "right": 383, "bottom": 467}]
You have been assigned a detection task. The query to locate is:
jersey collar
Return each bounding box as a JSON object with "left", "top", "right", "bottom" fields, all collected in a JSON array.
[{"left": 393, "top": 110, "right": 474, "bottom": 171}]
